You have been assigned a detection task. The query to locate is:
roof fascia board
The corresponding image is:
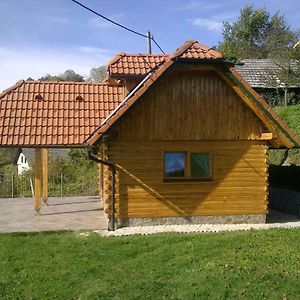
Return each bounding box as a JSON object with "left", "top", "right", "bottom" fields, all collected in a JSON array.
[
  {"left": 100, "top": 73, "right": 153, "bottom": 127},
  {"left": 85, "top": 59, "right": 174, "bottom": 145},
  {"left": 223, "top": 65, "right": 300, "bottom": 148}
]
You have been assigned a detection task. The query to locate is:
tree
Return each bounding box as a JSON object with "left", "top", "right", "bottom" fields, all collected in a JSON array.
[
  {"left": 87, "top": 66, "right": 107, "bottom": 82},
  {"left": 36, "top": 66, "right": 107, "bottom": 83},
  {"left": 39, "top": 69, "right": 84, "bottom": 82},
  {"left": 218, "top": 6, "right": 298, "bottom": 61},
  {"left": 219, "top": 6, "right": 300, "bottom": 106},
  {"left": 0, "top": 148, "right": 19, "bottom": 167}
]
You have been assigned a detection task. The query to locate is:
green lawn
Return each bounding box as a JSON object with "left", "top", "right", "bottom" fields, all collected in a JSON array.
[
  {"left": 1, "top": 229, "right": 300, "bottom": 299},
  {"left": 275, "top": 104, "right": 300, "bottom": 137},
  {"left": 269, "top": 104, "right": 300, "bottom": 166}
]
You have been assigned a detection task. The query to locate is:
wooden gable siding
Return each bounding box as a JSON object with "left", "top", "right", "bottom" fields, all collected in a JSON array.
[
  {"left": 107, "top": 140, "right": 268, "bottom": 218},
  {"left": 102, "top": 67, "right": 269, "bottom": 220},
  {"left": 112, "top": 69, "right": 266, "bottom": 141}
]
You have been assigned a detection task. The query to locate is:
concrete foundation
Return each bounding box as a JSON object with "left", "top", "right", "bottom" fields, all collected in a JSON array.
[{"left": 116, "top": 214, "right": 266, "bottom": 228}]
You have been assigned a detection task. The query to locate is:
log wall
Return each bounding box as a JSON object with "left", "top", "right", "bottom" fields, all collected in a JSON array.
[
  {"left": 103, "top": 68, "right": 269, "bottom": 219},
  {"left": 107, "top": 141, "right": 268, "bottom": 218}
]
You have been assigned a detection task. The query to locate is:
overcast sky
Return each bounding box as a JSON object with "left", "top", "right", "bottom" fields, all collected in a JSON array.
[{"left": 0, "top": 0, "right": 299, "bottom": 91}]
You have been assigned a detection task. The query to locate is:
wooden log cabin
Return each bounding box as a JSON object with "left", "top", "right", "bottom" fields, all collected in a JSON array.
[
  {"left": 0, "top": 40, "right": 299, "bottom": 229},
  {"left": 86, "top": 40, "right": 300, "bottom": 228}
]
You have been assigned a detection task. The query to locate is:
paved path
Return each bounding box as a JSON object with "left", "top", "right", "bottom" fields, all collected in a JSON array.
[
  {"left": 0, "top": 196, "right": 107, "bottom": 233},
  {"left": 1, "top": 197, "right": 299, "bottom": 236}
]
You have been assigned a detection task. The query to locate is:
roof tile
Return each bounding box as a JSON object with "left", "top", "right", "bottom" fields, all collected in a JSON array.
[
  {"left": 0, "top": 81, "right": 123, "bottom": 147},
  {"left": 108, "top": 53, "right": 168, "bottom": 77},
  {"left": 2, "top": 40, "right": 298, "bottom": 148},
  {"left": 108, "top": 41, "right": 223, "bottom": 78},
  {"left": 171, "top": 40, "right": 223, "bottom": 60}
]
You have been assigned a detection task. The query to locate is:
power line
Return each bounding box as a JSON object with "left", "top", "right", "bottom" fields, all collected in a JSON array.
[
  {"left": 151, "top": 36, "right": 165, "bottom": 54},
  {"left": 70, "top": 0, "right": 165, "bottom": 54},
  {"left": 71, "top": 0, "right": 147, "bottom": 38}
]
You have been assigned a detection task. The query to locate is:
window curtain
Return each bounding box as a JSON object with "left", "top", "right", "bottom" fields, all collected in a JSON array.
[{"left": 191, "top": 153, "right": 210, "bottom": 178}]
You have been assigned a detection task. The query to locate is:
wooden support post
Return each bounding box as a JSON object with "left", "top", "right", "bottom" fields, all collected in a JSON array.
[
  {"left": 42, "top": 148, "right": 48, "bottom": 204},
  {"left": 34, "top": 148, "right": 43, "bottom": 212}
]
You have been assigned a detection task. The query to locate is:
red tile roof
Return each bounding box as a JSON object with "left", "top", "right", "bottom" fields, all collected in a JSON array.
[
  {"left": 108, "top": 53, "right": 167, "bottom": 77},
  {"left": 0, "top": 80, "right": 123, "bottom": 147},
  {"left": 171, "top": 40, "right": 223, "bottom": 59},
  {"left": 1, "top": 40, "right": 299, "bottom": 148},
  {"left": 108, "top": 40, "right": 223, "bottom": 78},
  {"left": 86, "top": 41, "right": 300, "bottom": 148}
]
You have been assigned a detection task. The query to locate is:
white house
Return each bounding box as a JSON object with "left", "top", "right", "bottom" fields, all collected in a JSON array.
[{"left": 16, "top": 152, "right": 30, "bottom": 175}]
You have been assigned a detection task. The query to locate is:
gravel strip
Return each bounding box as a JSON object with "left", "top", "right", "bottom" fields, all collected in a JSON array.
[{"left": 96, "top": 221, "right": 300, "bottom": 237}]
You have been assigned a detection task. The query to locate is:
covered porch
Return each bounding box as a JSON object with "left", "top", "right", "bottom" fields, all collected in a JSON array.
[{"left": 0, "top": 80, "right": 123, "bottom": 229}]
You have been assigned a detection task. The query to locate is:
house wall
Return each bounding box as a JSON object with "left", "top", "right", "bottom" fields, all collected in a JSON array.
[
  {"left": 104, "top": 67, "right": 269, "bottom": 225},
  {"left": 17, "top": 153, "right": 30, "bottom": 175},
  {"left": 108, "top": 140, "right": 268, "bottom": 220}
]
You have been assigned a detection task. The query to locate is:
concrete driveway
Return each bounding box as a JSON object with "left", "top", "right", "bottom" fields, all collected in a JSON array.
[
  {"left": 0, "top": 196, "right": 107, "bottom": 233},
  {"left": 1, "top": 197, "right": 299, "bottom": 234}
]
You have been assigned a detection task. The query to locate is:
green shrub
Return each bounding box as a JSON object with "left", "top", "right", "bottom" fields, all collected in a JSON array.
[{"left": 47, "top": 149, "right": 98, "bottom": 196}]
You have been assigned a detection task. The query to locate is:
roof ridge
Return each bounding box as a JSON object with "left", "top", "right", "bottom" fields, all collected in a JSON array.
[
  {"left": 119, "top": 53, "right": 168, "bottom": 57},
  {"left": 22, "top": 80, "right": 119, "bottom": 86},
  {"left": 170, "top": 40, "right": 197, "bottom": 59},
  {"left": 107, "top": 52, "right": 126, "bottom": 66},
  {"left": 170, "top": 40, "right": 223, "bottom": 60},
  {"left": 193, "top": 42, "right": 212, "bottom": 52},
  {"left": 0, "top": 80, "right": 25, "bottom": 100}
]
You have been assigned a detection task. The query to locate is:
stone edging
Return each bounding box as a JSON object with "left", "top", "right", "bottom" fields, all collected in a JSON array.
[{"left": 96, "top": 221, "right": 300, "bottom": 237}]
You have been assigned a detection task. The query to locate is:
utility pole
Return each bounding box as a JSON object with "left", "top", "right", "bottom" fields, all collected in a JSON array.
[{"left": 147, "top": 31, "right": 152, "bottom": 54}]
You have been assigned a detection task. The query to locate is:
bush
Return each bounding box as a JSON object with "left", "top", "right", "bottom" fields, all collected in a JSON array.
[
  {"left": 47, "top": 149, "right": 98, "bottom": 196},
  {"left": 0, "top": 149, "right": 99, "bottom": 198}
]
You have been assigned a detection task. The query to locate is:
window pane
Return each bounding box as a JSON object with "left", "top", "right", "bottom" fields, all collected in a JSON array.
[
  {"left": 191, "top": 153, "right": 210, "bottom": 178},
  {"left": 164, "top": 152, "right": 185, "bottom": 177}
]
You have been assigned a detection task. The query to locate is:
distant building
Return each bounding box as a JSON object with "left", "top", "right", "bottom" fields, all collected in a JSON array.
[
  {"left": 236, "top": 59, "right": 299, "bottom": 89},
  {"left": 16, "top": 152, "right": 30, "bottom": 175},
  {"left": 236, "top": 59, "right": 300, "bottom": 106}
]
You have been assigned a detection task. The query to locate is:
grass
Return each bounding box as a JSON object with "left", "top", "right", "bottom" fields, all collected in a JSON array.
[
  {"left": 269, "top": 104, "right": 300, "bottom": 167},
  {"left": 1, "top": 229, "right": 300, "bottom": 299},
  {"left": 274, "top": 104, "right": 300, "bottom": 137}
]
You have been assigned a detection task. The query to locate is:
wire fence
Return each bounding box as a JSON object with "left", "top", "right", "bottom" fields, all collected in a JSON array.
[
  {"left": 0, "top": 149, "right": 99, "bottom": 198},
  {"left": 0, "top": 171, "right": 77, "bottom": 198},
  {"left": 0, "top": 172, "right": 31, "bottom": 198}
]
